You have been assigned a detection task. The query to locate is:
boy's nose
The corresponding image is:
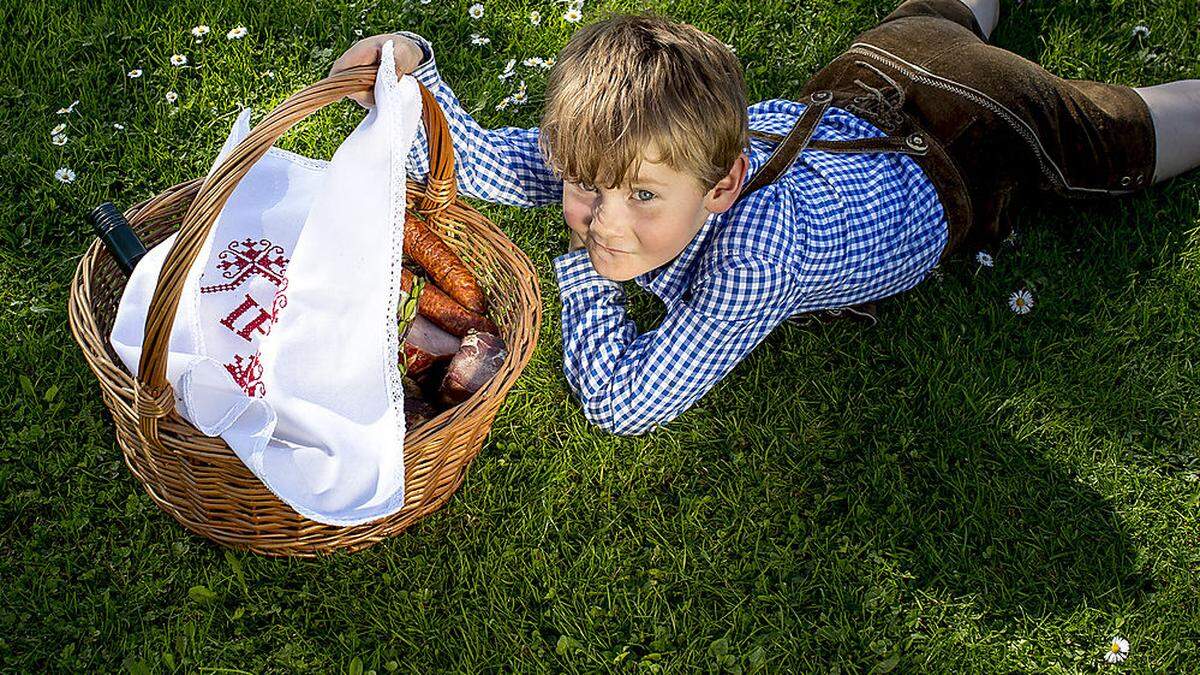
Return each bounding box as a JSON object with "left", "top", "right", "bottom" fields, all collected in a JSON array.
[{"left": 589, "top": 216, "right": 624, "bottom": 242}]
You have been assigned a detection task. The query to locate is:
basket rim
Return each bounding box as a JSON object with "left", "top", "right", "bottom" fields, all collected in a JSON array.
[{"left": 69, "top": 177, "right": 542, "bottom": 447}]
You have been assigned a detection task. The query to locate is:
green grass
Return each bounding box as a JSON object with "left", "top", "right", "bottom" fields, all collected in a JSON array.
[{"left": 3, "top": 0, "right": 1199, "bottom": 671}]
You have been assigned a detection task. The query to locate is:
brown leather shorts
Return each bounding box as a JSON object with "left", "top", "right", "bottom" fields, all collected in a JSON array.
[{"left": 799, "top": 0, "right": 1158, "bottom": 254}]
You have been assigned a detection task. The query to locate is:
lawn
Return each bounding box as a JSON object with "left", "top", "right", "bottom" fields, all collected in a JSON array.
[{"left": 2, "top": 0, "right": 1198, "bottom": 671}]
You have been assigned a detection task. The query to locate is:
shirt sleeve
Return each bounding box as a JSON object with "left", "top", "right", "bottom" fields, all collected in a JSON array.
[
  {"left": 395, "top": 31, "right": 563, "bottom": 207},
  {"left": 551, "top": 248, "right": 799, "bottom": 436}
]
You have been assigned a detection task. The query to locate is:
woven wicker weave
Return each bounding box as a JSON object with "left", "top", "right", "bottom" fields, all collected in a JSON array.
[{"left": 67, "top": 65, "right": 541, "bottom": 557}]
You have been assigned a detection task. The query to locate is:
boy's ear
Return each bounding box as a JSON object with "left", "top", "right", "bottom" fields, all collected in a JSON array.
[{"left": 705, "top": 152, "right": 750, "bottom": 214}]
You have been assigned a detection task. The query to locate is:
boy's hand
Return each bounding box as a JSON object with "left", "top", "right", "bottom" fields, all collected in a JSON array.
[{"left": 329, "top": 34, "right": 426, "bottom": 108}]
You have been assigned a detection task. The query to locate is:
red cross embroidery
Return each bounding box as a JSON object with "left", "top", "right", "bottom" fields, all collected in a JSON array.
[
  {"left": 200, "top": 237, "right": 289, "bottom": 294},
  {"left": 224, "top": 352, "right": 266, "bottom": 397}
]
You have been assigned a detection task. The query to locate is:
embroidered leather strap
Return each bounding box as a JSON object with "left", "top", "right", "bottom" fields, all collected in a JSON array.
[
  {"left": 752, "top": 131, "right": 930, "bottom": 156},
  {"left": 737, "top": 91, "right": 833, "bottom": 202},
  {"left": 738, "top": 89, "right": 931, "bottom": 205}
]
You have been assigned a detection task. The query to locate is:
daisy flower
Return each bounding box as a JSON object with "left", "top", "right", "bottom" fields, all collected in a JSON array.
[
  {"left": 57, "top": 100, "right": 79, "bottom": 114},
  {"left": 227, "top": 25, "right": 248, "bottom": 40},
  {"left": 725, "top": 43, "right": 737, "bottom": 54},
  {"left": 1104, "top": 636, "right": 1129, "bottom": 664},
  {"left": 529, "top": 10, "right": 541, "bottom": 25},
  {"left": 976, "top": 250, "right": 994, "bottom": 267},
  {"left": 51, "top": 123, "right": 66, "bottom": 136},
  {"left": 522, "top": 56, "right": 544, "bottom": 68},
  {"left": 469, "top": 3, "right": 484, "bottom": 19},
  {"left": 165, "top": 91, "right": 179, "bottom": 104},
  {"left": 511, "top": 81, "right": 528, "bottom": 104},
  {"left": 420, "top": 0, "right": 432, "bottom": 4},
  {"left": 55, "top": 167, "right": 76, "bottom": 183},
  {"left": 495, "top": 96, "right": 512, "bottom": 111},
  {"left": 354, "top": 28, "right": 363, "bottom": 36},
  {"left": 127, "top": 68, "right": 143, "bottom": 78},
  {"left": 1131, "top": 25, "right": 1150, "bottom": 38},
  {"left": 113, "top": 123, "right": 125, "bottom": 130},
  {"left": 52, "top": 133, "right": 68, "bottom": 146},
  {"left": 1008, "top": 289, "right": 1034, "bottom": 315},
  {"left": 191, "top": 25, "right": 210, "bottom": 38},
  {"left": 471, "top": 33, "right": 491, "bottom": 46},
  {"left": 170, "top": 53, "right": 188, "bottom": 67},
  {"left": 563, "top": 7, "right": 582, "bottom": 23},
  {"left": 499, "top": 58, "right": 517, "bottom": 80}
]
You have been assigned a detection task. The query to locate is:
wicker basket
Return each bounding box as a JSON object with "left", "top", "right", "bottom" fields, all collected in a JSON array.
[{"left": 67, "top": 66, "right": 542, "bottom": 557}]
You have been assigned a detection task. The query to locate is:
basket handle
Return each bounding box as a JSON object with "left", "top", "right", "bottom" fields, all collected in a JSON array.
[{"left": 133, "top": 63, "right": 459, "bottom": 443}]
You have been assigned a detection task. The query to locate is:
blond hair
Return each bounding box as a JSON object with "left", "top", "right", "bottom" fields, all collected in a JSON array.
[{"left": 538, "top": 12, "right": 748, "bottom": 193}]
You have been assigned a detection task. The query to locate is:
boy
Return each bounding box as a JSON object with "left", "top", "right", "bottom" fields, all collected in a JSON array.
[{"left": 331, "top": 0, "right": 1200, "bottom": 436}]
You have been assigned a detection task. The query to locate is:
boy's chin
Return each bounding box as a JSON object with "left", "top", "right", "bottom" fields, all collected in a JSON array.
[{"left": 587, "top": 250, "right": 650, "bottom": 283}]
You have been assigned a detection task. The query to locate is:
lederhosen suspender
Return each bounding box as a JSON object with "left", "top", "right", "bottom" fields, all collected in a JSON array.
[
  {"left": 734, "top": 89, "right": 933, "bottom": 326},
  {"left": 737, "top": 90, "right": 931, "bottom": 202}
]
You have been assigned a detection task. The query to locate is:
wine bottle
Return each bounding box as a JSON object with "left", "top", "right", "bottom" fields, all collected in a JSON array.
[{"left": 87, "top": 202, "right": 147, "bottom": 276}]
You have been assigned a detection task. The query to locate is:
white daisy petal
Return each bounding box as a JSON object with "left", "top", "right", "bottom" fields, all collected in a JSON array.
[
  {"left": 52, "top": 133, "right": 68, "bottom": 146},
  {"left": 1008, "top": 289, "right": 1034, "bottom": 315},
  {"left": 563, "top": 8, "right": 582, "bottom": 22},
  {"left": 55, "top": 167, "right": 76, "bottom": 183},
  {"left": 127, "top": 68, "right": 143, "bottom": 78},
  {"left": 469, "top": 3, "right": 484, "bottom": 19},
  {"left": 191, "top": 25, "right": 210, "bottom": 38},
  {"left": 976, "top": 251, "right": 994, "bottom": 267},
  {"left": 1103, "top": 636, "right": 1130, "bottom": 663},
  {"left": 51, "top": 123, "right": 66, "bottom": 136},
  {"left": 529, "top": 10, "right": 541, "bottom": 24},
  {"left": 170, "top": 53, "right": 188, "bottom": 67},
  {"left": 165, "top": 91, "right": 178, "bottom": 104},
  {"left": 227, "top": 26, "right": 248, "bottom": 40}
]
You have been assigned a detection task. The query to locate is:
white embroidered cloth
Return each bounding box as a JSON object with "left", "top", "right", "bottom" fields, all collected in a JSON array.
[{"left": 110, "top": 41, "right": 422, "bottom": 525}]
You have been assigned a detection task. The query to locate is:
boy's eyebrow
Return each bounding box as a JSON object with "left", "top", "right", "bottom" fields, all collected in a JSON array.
[{"left": 632, "top": 176, "right": 669, "bottom": 188}]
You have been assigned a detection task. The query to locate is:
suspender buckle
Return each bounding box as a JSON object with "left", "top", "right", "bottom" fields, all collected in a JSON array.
[{"left": 905, "top": 133, "right": 928, "bottom": 152}]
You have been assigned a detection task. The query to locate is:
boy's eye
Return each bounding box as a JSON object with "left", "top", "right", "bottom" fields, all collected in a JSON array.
[{"left": 634, "top": 189, "right": 656, "bottom": 202}]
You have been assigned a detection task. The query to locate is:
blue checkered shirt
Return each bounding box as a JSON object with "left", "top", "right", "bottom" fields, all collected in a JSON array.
[{"left": 400, "top": 32, "right": 948, "bottom": 436}]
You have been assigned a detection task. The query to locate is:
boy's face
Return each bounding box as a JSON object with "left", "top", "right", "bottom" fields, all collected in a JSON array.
[{"left": 562, "top": 148, "right": 749, "bottom": 282}]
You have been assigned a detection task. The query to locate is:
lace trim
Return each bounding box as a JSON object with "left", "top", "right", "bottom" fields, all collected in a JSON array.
[
  {"left": 265, "top": 146, "right": 329, "bottom": 172},
  {"left": 381, "top": 40, "right": 409, "bottom": 491}
]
